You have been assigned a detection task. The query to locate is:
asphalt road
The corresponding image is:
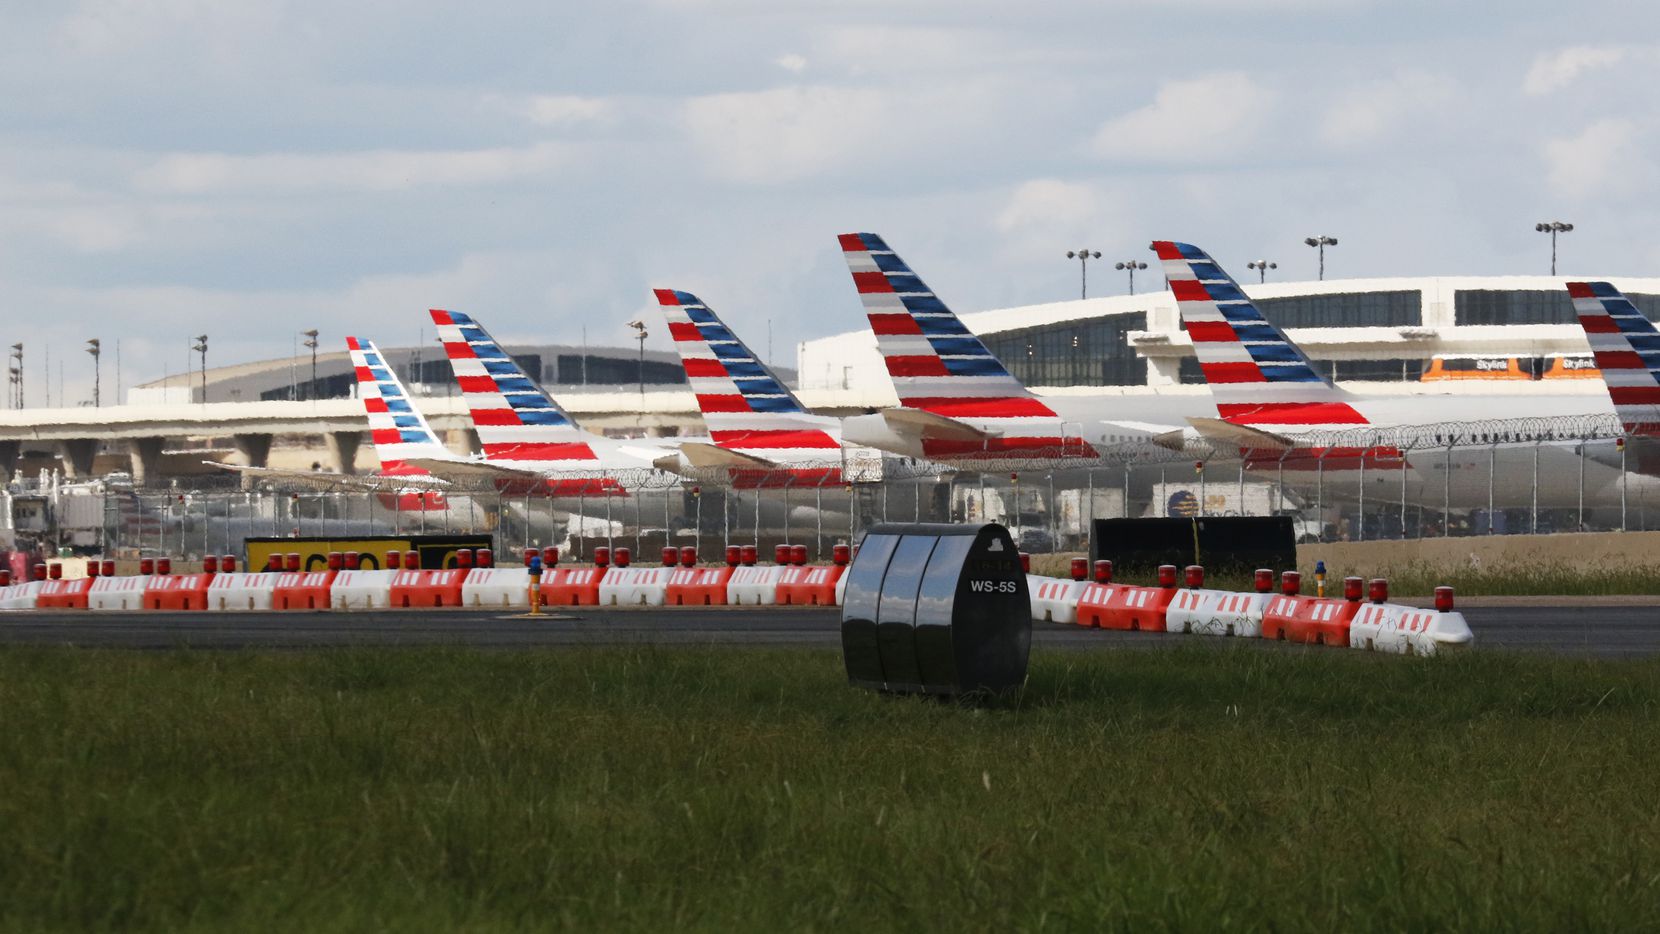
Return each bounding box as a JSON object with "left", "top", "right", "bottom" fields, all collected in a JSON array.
[{"left": 0, "top": 604, "right": 1656, "bottom": 657}]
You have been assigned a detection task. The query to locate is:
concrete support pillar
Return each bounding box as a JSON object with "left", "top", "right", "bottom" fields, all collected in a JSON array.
[
  {"left": 233, "top": 433, "right": 272, "bottom": 468},
  {"left": 0, "top": 440, "right": 18, "bottom": 485},
  {"left": 59, "top": 439, "right": 99, "bottom": 479},
  {"left": 325, "top": 431, "right": 361, "bottom": 475},
  {"left": 128, "top": 437, "right": 166, "bottom": 488}
]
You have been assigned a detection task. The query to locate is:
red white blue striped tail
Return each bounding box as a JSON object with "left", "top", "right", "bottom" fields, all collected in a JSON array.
[
  {"left": 1152, "top": 240, "right": 1369, "bottom": 430},
  {"left": 429, "top": 309, "right": 603, "bottom": 466},
  {"left": 346, "top": 337, "right": 451, "bottom": 473},
  {"left": 838, "top": 232, "right": 1094, "bottom": 460},
  {"left": 654, "top": 289, "right": 842, "bottom": 480},
  {"left": 1569, "top": 281, "right": 1660, "bottom": 436}
]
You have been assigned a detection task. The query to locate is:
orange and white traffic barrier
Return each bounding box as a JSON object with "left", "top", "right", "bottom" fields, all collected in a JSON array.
[
  {"left": 207, "top": 559, "right": 277, "bottom": 611},
  {"left": 37, "top": 559, "right": 102, "bottom": 609},
  {"left": 143, "top": 554, "right": 220, "bottom": 611},
  {"left": 1278, "top": 575, "right": 1365, "bottom": 647},
  {"left": 1028, "top": 556, "right": 1091, "bottom": 624},
  {"left": 1165, "top": 567, "right": 1275, "bottom": 638},
  {"left": 1079, "top": 564, "right": 1178, "bottom": 632},
  {"left": 89, "top": 559, "right": 152, "bottom": 611},
  {"left": 1351, "top": 582, "right": 1474, "bottom": 656},
  {"left": 331, "top": 550, "right": 400, "bottom": 609},
  {"left": 539, "top": 546, "right": 609, "bottom": 606},
  {"left": 0, "top": 563, "right": 48, "bottom": 610},
  {"left": 388, "top": 562, "right": 467, "bottom": 608},
  {"left": 1074, "top": 561, "right": 1121, "bottom": 628},
  {"left": 777, "top": 544, "right": 850, "bottom": 606},
  {"left": 273, "top": 552, "right": 339, "bottom": 610},
  {"left": 597, "top": 547, "right": 675, "bottom": 606},
  {"left": 666, "top": 547, "right": 735, "bottom": 606},
  {"left": 726, "top": 544, "right": 788, "bottom": 606},
  {"left": 461, "top": 548, "right": 530, "bottom": 608}
]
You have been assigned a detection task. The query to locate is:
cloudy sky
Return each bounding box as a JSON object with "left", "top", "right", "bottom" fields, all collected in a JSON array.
[{"left": 2, "top": 0, "right": 1656, "bottom": 405}]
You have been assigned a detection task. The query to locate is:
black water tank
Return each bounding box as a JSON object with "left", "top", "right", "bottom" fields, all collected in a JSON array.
[{"left": 841, "top": 522, "right": 1030, "bottom": 696}]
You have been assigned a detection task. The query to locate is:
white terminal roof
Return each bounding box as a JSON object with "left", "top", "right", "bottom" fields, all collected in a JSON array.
[{"left": 795, "top": 274, "right": 1660, "bottom": 409}]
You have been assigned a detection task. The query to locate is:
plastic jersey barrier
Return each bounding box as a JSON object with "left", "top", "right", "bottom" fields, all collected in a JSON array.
[
  {"left": 388, "top": 569, "right": 465, "bottom": 608},
  {"left": 1281, "top": 597, "right": 1362, "bottom": 647},
  {"left": 272, "top": 570, "right": 338, "bottom": 610},
  {"left": 778, "top": 565, "right": 847, "bottom": 606},
  {"left": 143, "top": 574, "right": 215, "bottom": 611},
  {"left": 726, "top": 565, "right": 790, "bottom": 605},
  {"left": 539, "top": 566, "right": 607, "bottom": 606},
  {"left": 330, "top": 570, "right": 397, "bottom": 609},
  {"left": 1074, "top": 582, "right": 1122, "bottom": 628},
  {"left": 35, "top": 577, "right": 94, "bottom": 609},
  {"left": 1082, "top": 583, "right": 1175, "bottom": 632},
  {"left": 835, "top": 570, "right": 850, "bottom": 606},
  {"left": 1027, "top": 575, "right": 1089, "bottom": 624},
  {"left": 461, "top": 567, "right": 531, "bottom": 608},
  {"left": 206, "top": 573, "right": 277, "bottom": 611},
  {"left": 597, "top": 565, "right": 675, "bottom": 607},
  {"left": 88, "top": 576, "right": 149, "bottom": 611},
  {"left": 665, "top": 566, "right": 734, "bottom": 605},
  {"left": 1353, "top": 604, "right": 1474, "bottom": 656},
  {"left": 1348, "top": 602, "right": 1404, "bottom": 653},
  {"left": 1165, "top": 589, "right": 1272, "bottom": 638},
  {"left": 1259, "top": 594, "right": 1309, "bottom": 641},
  {"left": 0, "top": 580, "right": 45, "bottom": 610}
]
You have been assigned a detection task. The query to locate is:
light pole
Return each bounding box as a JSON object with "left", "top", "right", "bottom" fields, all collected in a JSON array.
[
  {"left": 86, "top": 339, "right": 101, "bottom": 407},
  {"left": 8, "top": 343, "right": 21, "bottom": 409},
  {"left": 1535, "top": 221, "right": 1574, "bottom": 275},
  {"left": 1066, "top": 249, "right": 1102, "bottom": 299},
  {"left": 1246, "top": 260, "right": 1277, "bottom": 284},
  {"left": 1114, "top": 259, "right": 1148, "bottom": 295},
  {"left": 302, "top": 329, "right": 319, "bottom": 401},
  {"left": 192, "top": 335, "right": 208, "bottom": 405},
  {"left": 627, "top": 320, "right": 648, "bottom": 401},
  {"left": 1303, "top": 236, "right": 1338, "bottom": 280}
]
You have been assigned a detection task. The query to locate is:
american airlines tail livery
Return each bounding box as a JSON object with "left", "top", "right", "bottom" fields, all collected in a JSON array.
[
  {"left": 836, "top": 232, "right": 1186, "bottom": 463},
  {"left": 654, "top": 288, "right": 843, "bottom": 486},
  {"left": 417, "top": 309, "right": 667, "bottom": 495},
  {"left": 1567, "top": 281, "right": 1660, "bottom": 437}
]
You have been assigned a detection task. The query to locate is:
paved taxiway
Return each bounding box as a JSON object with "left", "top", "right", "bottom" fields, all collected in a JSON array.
[{"left": 0, "top": 605, "right": 1656, "bottom": 657}]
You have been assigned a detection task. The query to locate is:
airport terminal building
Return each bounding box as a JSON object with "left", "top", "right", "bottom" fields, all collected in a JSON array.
[{"left": 796, "top": 275, "right": 1660, "bottom": 408}]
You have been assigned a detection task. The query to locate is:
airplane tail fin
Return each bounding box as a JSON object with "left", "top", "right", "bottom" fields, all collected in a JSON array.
[
  {"left": 429, "top": 310, "right": 603, "bottom": 465},
  {"left": 837, "top": 232, "right": 1090, "bottom": 458},
  {"left": 346, "top": 337, "right": 452, "bottom": 472},
  {"left": 1568, "top": 281, "right": 1660, "bottom": 435},
  {"left": 653, "top": 289, "right": 840, "bottom": 458},
  {"left": 1150, "top": 240, "right": 1368, "bottom": 429}
]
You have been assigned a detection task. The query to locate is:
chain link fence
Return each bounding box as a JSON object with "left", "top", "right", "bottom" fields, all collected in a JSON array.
[{"left": 8, "top": 413, "right": 1657, "bottom": 563}]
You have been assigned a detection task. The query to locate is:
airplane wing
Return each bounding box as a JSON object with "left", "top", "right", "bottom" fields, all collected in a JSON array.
[
  {"left": 655, "top": 442, "right": 780, "bottom": 474},
  {"left": 400, "top": 457, "right": 545, "bottom": 483},
  {"left": 1184, "top": 417, "right": 1296, "bottom": 451},
  {"left": 880, "top": 407, "right": 1000, "bottom": 442},
  {"left": 203, "top": 462, "right": 449, "bottom": 491}
]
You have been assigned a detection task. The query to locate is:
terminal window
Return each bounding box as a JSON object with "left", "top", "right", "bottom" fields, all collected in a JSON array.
[
  {"left": 1457, "top": 289, "right": 1660, "bottom": 326},
  {"left": 981, "top": 313, "right": 1149, "bottom": 387},
  {"left": 1252, "top": 290, "right": 1421, "bottom": 329}
]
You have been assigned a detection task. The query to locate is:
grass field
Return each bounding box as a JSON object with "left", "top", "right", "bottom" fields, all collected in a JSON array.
[{"left": 3, "top": 644, "right": 1659, "bottom": 931}]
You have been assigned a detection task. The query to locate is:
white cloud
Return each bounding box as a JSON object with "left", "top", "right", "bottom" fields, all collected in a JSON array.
[
  {"left": 1524, "top": 45, "right": 1627, "bottom": 95},
  {"left": 1318, "top": 71, "right": 1457, "bottom": 148},
  {"left": 996, "top": 179, "right": 1100, "bottom": 234},
  {"left": 519, "top": 94, "right": 611, "bottom": 126},
  {"left": 773, "top": 52, "right": 807, "bottom": 73},
  {"left": 1091, "top": 73, "right": 1275, "bottom": 164},
  {"left": 681, "top": 85, "right": 891, "bottom": 184},
  {"left": 1542, "top": 119, "right": 1657, "bottom": 200},
  {"left": 134, "top": 143, "right": 573, "bottom": 195}
]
